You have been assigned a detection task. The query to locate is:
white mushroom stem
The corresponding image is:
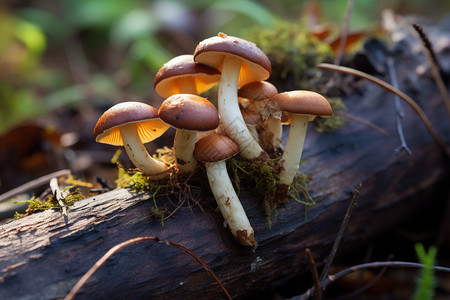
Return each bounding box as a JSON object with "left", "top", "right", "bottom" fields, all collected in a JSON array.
[
  {"left": 278, "top": 114, "right": 310, "bottom": 186},
  {"left": 218, "top": 57, "right": 265, "bottom": 160},
  {"left": 119, "top": 123, "right": 169, "bottom": 179},
  {"left": 173, "top": 130, "right": 197, "bottom": 174},
  {"left": 205, "top": 160, "right": 256, "bottom": 248}
]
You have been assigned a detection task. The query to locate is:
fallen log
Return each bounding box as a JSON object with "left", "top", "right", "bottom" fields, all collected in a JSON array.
[{"left": 1, "top": 45, "right": 450, "bottom": 300}]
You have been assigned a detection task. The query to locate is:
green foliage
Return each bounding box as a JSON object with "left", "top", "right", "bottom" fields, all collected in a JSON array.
[
  {"left": 414, "top": 243, "right": 437, "bottom": 300},
  {"left": 229, "top": 156, "right": 313, "bottom": 226},
  {"left": 116, "top": 167, "right": 169, "bottom": 223},
  {"left": 244, "top": 20, "right": 333, "bottom": 90}
]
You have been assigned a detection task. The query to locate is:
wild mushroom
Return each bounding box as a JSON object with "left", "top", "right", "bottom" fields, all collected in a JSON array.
[
  {"left": 238, "top": 81, "right": 281, "bottom": 154},
  {"left": 94, "top": 101, "right": 171, "bottom": 179},
  {"left": 153, "top": 54, "right": 220, "bottom": 98},
  {"left": 194, "top": 133, "right": 256, "bottom": 248},
  {"left": 158, "top": 94, "right": 220, "bottom": 174},
  {"left": 270, "top": 91, "right": 332, "bottom": 187},
  {"left": 194, "top": 33, "right": 271, "bottom": 160},
  {"left": 238, "top": 97, "right": 261, "bottom": 143},
  {"left": 238, "top": 80, "right": 278, "bottom": 113}
]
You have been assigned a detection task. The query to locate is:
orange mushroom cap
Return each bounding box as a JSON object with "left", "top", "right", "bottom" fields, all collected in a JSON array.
[
  {"left": 94, "top": 102, "right": 170, "bottom": 146},
  {"left": 193, "top": 33, "right": 271, "bottom": 88},
  {"left": 153, "top": 54, "right": 220, "bottom": 98}
]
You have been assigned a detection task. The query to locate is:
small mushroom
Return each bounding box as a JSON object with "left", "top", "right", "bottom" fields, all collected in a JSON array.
[
  {"left": 270, "top": 91, "right": 332, "bottom": 187},
  {"left": 153, "top": 54, "right": 220, "bottom": 98},
  {"left": 238, "top": 80, "right": 278, "bottom": 113},
  {"left": 238, "top": 97, "right": 261, "bottom": 143},
  {"left": 238, "top": 81, "right": 281, "bottom": 153},
  {"left": 94, "top": 101, "right": 171, "bottom": 179},
  {"left": 158, "top": 94, "right": 220, "bottom": 174},
  {"left": 194, "top": 133, "right": 256, "bottom": 249},
  {"left": 194, "top": 33, "right": 271, "bottom": 160}
]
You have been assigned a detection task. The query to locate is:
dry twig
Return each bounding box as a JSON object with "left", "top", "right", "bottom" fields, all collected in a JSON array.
[
  {"left": 64, "top": 236, "right": 231, "bottom": 300},
  {"left": 411, "top": 23, "right": 450, "bottom": 117},
  {"left": 305, "top": 248, "right": 321, "bottom": 300},
  {"left": 319, "top": 183, "right": 361, "bottom": 281},
  {"left": 386, "top": 58, "right": 412, "bottom": 155},
  {"left": 318, "top": 63, "right": 450, "bottom": 158},
  {"left": 0, "top": 169, "right": 71, "bottom": 203},
  {"left": 297, "top": 261, "right": 450, "bottom": 300}
]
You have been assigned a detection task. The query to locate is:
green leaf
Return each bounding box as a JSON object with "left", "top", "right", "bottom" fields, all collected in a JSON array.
[{"left": 210, "top": 0, "right": 275, "bottom": 27}]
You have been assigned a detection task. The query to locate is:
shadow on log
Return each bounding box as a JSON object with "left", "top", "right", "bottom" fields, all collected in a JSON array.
[{"left": 1, "top": 46, "right": 450, "bottom": 300}]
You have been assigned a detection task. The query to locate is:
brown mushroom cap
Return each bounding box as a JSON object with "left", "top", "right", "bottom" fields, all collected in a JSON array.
[
  {"left": 238, "top": 97, "right": 261, "bottom": 125},
  {"left": 270, "top": 91, "right": 333, "bottom": 117},
  {"left": 158, "top": 94, "right": 220, "bottom": 131},
  {"left": 93, "top": 101, "right": 170, "bottom": 146},
  {"left": 238, "top": 81, "right": 278, "bottom": 102},
  {"left": 194, "top": 133, "right": 239, "bottom": 162},
  {"left": 153, "top": 54, "right": 221, "bottom": 98},
  {"left": 193, "top": 33, "right": 271, "bottom": 87}
]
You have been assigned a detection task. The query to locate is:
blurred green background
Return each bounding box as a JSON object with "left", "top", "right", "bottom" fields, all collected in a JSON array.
[{"left": 1, "top": 0, "right": 449, "bottom": 134}]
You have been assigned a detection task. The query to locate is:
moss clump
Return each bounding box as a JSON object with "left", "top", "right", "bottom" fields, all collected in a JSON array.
[
  {"left": 13, "top": 185, "right": 86, "bottom": 219},
  {"left": 314, "top": 97, "right": 346, "bottom": 132},
  {"left": 244, "top": 20, "right": 333, "bottom": 91},
  {"left": 229, "top": 156, "right": 313, "bottom": 225},
  {"left": 116, "top": 167, "right": 169, "bottom": 221}
]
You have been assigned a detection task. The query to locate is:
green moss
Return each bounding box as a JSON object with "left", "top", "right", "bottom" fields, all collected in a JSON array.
[
  {"left": 314, "top": 97, "right": 346, "bottom": 132},
  {"left": 229, "top": 156, "right": 313, "bottom": 226},
  {"left": 244, "top": 20, "right": 333, "bottom": 91},
  {"left": 14, "top": 196, "right": 55, "bottom": 219},
  {"left": 13, "top": 186, "right": 86, "bottom": 219}
]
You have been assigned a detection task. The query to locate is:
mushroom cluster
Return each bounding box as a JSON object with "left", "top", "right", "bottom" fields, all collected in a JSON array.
[{"left": 93, "top": 33, "right": 332, "bottom": 249}]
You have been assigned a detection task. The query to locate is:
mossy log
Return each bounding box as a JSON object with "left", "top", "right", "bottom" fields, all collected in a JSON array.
[{"left": 1, "top": 70, "right": 450, "bottom": 299}]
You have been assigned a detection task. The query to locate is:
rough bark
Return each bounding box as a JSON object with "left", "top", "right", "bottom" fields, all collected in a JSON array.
[{"left": 1, "top": 39, "right": 450, "bottom": 300}]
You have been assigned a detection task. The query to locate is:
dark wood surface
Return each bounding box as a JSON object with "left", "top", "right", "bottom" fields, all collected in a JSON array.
[{"left": 1, "top": 43, "right": 450, "bottom": 299}]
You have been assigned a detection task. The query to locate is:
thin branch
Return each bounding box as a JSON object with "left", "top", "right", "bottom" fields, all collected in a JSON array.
[
  {"left": 386, "top": 58, "right": 412, "bottom": 155},
  {"left": 64, "top": 236, "right": 231, "bottom": 300},
  {"left": 336, "top": 111, "right": 389, "bottom": 136},
  {"left": 411, "top": 23, "right": 450, "bottom": 117},
  {"left": 317, "top": 63, "right": 450, "bottom": 158},
  {"left": 334, "top": 0, "right": 355, "bottom": 66},
  {"left": 297, "top": 261, "right": 450, "bottom": 300},
  {"left": 0, "top": 169, "right": 71, "bottom": 203},
  {"left": 305, "top": 248, "right": 321, "bottom": 300},
  {"left": 333, "top": 262, "right": 389, "bottom": 300},
  {"left": 49, "top": 178, "right": 69, "bottom": 223},
  {"left": 319, "top": 183, "right": 361, "bottom": 281}
]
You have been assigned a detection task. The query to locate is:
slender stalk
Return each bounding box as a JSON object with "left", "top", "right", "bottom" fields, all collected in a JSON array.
[
  {"left": 119, "top": 124, "right": 169, "bottom": 178},
  {"left": 206, "top": 160, "right": 256, "bottom": 248},
  {"left": 279, "top": 115, "right": 309, "bottom": 186},
  {"left": 412, "top": 23, "right": 450, "bottom": 117},
  {"left": 387, "top": 58, "right": 412, "bottom": 155},
  {"left": 173, "top": 130, "right": 197, "bottom": 174},
  {"left": 218, "top": 57, "right": 265, "bottom": 160},
  {"left": 64, "top": 236, "right": 231, "bottom": 300}
]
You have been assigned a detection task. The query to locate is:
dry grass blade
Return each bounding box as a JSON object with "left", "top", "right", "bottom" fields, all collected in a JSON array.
[
  {"left": 317, "top": 63, "right": 450, "bottom": 158},
  {"left": 64, "top": 236, "right": 231, "bottom": 300},
  {"left": 411, "top": 23, "right": 450, "bottom": 117}
]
